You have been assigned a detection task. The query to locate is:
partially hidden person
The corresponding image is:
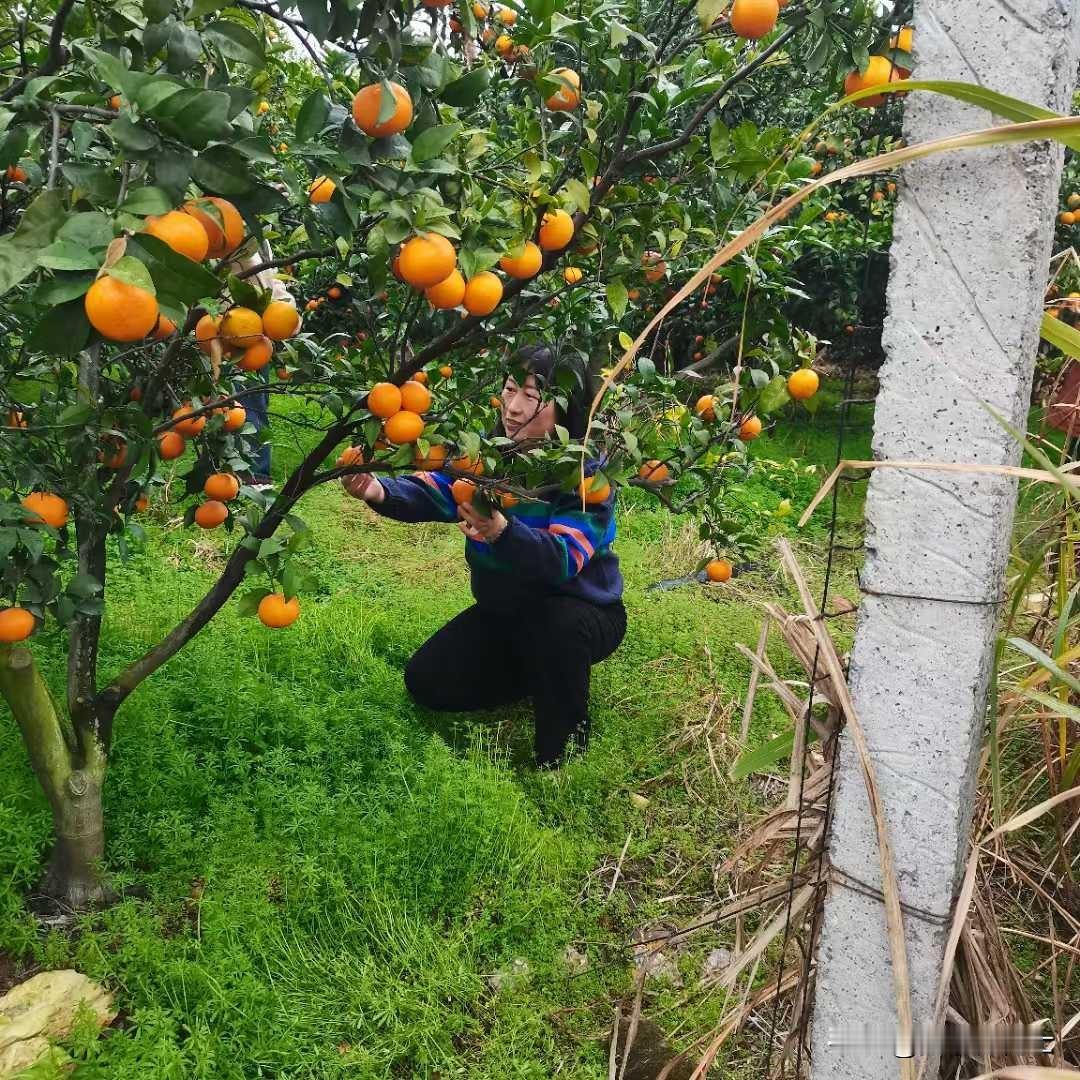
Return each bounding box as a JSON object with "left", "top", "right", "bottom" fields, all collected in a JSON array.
[{"left": 342, "top": 345, "right": 626, "bottom": 768}]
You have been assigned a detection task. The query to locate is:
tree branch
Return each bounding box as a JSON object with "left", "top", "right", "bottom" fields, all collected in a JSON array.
[
  {"left": 234, "top": 247, "right": 336, "bottom": 279},
  {"left": 624, "top": 22, "right": 800, "bottom": 165},
  {"left": 0, "top": 0, "right": 78, "bottom": 103}
]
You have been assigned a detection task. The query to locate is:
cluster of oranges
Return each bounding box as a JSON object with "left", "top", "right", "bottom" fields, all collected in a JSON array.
[
  {"left": 159, "top": 397, "right": 248, "bottom": 463},
  {"left": 1058, "top": 193, "right": 1080, "bottom": 228},
  {"left": 193, "top": 300, "right": 300, "bottom": 382},
  {"left": 365, "top": 378, "right": 434, "bottom": 445},
  {"left": 842, "top": 26, "right": 912, "bottom": 108}
]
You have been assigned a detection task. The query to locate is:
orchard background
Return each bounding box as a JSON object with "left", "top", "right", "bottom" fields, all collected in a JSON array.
[{"left": 6, "top": 0, "right": 1071, "bottom": 1075}]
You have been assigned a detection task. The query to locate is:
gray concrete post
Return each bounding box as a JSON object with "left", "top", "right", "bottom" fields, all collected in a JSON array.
[{"left": 810, "top": 4, "right": 1079, "bottom": 1078}]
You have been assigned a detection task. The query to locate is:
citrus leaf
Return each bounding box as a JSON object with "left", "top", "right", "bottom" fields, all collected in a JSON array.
[
  {"left": 119, "top": 186, "right": 174, "bottom": 215},
  {"left": 410, "top": 122, "right": 461, "bottom": 163},
  {"left": 27, "top": 299, "right": 91, "bottom": 357},
  {"left": 125, "top": 234, "right": 221, "bottom": 306},
  {"left": 0, "top": 189, "right": 66, "bottom": 297},
  {"left": 37, "top": 241, "right": 101, "bottom": 271},
  {"left": 204, "top": 19, "right": 265, "bottom": 66},
  {"left": 441, "top": 66, "right": 491, "bottom": 107},
  {"left": 606, "top": 280, "right": 627, "bottom": 320},
  {"left": 295, "top": 90, "right": 331, "bottom": 144},
  {"left": 106, "top": 256, "right": 157, "bottom": 294},
  {"left": 192, "top": 144, "right": 255, "bottom": 194}
]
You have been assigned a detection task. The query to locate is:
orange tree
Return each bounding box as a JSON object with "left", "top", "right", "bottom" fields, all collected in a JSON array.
[{"left": 0, "top": 0, "right": 893, "bottom": 906}]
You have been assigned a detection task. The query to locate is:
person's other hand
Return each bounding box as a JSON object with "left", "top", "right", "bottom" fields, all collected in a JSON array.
[
  {"left": 342, "top": 471, "right": 385, "bottom": 504},
  {"left": 457, "top": 502, "right": 507, "bottom": 543}
]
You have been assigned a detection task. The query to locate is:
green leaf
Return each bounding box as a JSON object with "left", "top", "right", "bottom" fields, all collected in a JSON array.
[
  {"left": 37, "top": 242, "right": 101, "bottom": 271},
  {"left": 606, "top": 280, "right": 628, "bottom": 320},
  {"left": 442, "top": 66, "right": 491, "bottom": 107},
  {"left": 33, "top": 272, "right": 93, "bottom": 305},
  {"left": 119, "top": 186, "right": 175, "bottom": 215},
  {"left": 111, "top": 114, "right": 160, "bottom": 154},
  {"left": 56, "top": 212, "right": 113, "bottom": 251},
  {"left": 125, "top": 234, "right": 221, "bottom": 306},
  {"left": 1041, "top": 311, "right": 1080, "bottom": 359},
  {"left": 0, "top": 189, "right": 66, "bottom": 297},
  {"left": 106, "top": 256, "right": 157, "bottom": 294},
  {"left": 192, "top": 144, "right": 254, "bottom": 194},
  {"left": 296, "top": 91, "right": 331, "bottom": 144},
  {"left": 410, "top": 122, "right": 461, "bottom": 163},
  {"left": 731, "top": 728, "right": 819, "bottom": 781},
  {"left": 153, "top": 148, "right": 194, "bottom": 199},
  {"left": 237, "top": 588, "right": 272, "bottom": 617},
  {"left": 757, "top": 374, "right": 790, "bottom": 415},
  {"left": 26, "top": 299, "right": 91, "bottom": 357},
  {"left": 204, "top": 20, "right": 265, "bottom": 67},
  {"left": 296, "top": 0, "right": 332, "bottom": 39},
  {"left": 144, "top": 0, "right": 173, "bottom": 20},
  {"left": 60, "top": 163, "right": 121, "bottom": 205},
  {"left": 562, "top": 178, "right": 591, "bottom": 214},
  {"left": 149, "top": 88, "right": 231, "bottom": 149},
  {"left": 167, "top": 23, "right": 203, "bottom": 72}
]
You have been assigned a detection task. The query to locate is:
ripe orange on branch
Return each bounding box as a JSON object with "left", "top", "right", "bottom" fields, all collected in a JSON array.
[
  {"left": 383, "top": 410, "right": 425, "bottom": 444},
  {"left": 694, "top": 394, "right": 716, "bottom": 422},
  {"left": 843, "top": 56, "right": 905, "bottom": 108},
  {"left": 564, "top": 266, "right": 583, "bottom": 284},
  {"left": 195, "top": 314, "right": 221, "bottom": 355},
  {"left": 414, "top": 444, "right": 448, "bottom": 469},
  {"left": 0, "top": 607, "right": 35, "bottom": 643},
  {"left": 451, "top": 478, "right": 477, "bottom": 505},
  {"left": 172, "top": 403, "right": 206, "bottom": 437},
  {"left": 223, "top": 406, "right": 247, "bottom": 432},
  {"left": 144, "top": 210, "right": 210, "bottom": 262},
  {"left": 22, "top": 492, "right": 69, "bottom": 529},
  {"left": 220, "top": 307, "right": 264, "bottom": 348},
  {"left": 194, "top": 500, "right": 229, "bottom": 529},
  {"left": 308, "top": 176, "right": 336, "bottom": 203},
  {"left": 638, "top": 460, "right": 669, "bottom": 483},
  {"left": 262, "top": 301, "right": 300, "bottom": 340},
  {"left": 183, "top": 197, "right": 244, "bottom": 258},
  {"left": 538, "top": 209, "right": 574, "bottom": 251},
  {"left": 400, "top": 380, "right": 432, "bottom": 413},
  {"left": 367, "top": 382, "right": 403, "bottom": 418},
  {"left": 463, "top": 271, "right": 503, "bottom": 316},
  {"left": 158, "top": 432, "right": 186, "bottom": 459},
  {"left": 787, "top": 368, "right": 819, "bottom": 400},
  {"left": 500, "top": 241, "right": 543, "bottom": 279},
  {"left": 238, "top": 336, "right": 274, "bottom": 371},
  {"left": 352, "top": 81, "right": 414, "bottom": 137},
  {"left": 258, "top": 593, "right": 300, "bottom": 628},
  {"left": 738, "top": 416, "right": 762, "bottom": 441},
  {"left": 399, "top": 232, "right": 457, "bottom": 289},
  {"left": 84, "top": 275, "right": 159, "bottom": 342},
  {"left": 729, "top": 0, "right": 779, "bottom": 39},
  {"left": 204, "top": 473, "right": 241, "bottom": 501},
  {"left": 545, "top": 67, "right": 581, "bottom": 111},
  {"left": 425, "top": 269, "right": 466, "bottom": 309},
  {"left": 578, "top": 474, "right": 610, "bottom": 505}
]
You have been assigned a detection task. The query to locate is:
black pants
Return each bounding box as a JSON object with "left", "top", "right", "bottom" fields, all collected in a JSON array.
[{"left": 404, "top": 596, "right": 627, "bottom": 766}]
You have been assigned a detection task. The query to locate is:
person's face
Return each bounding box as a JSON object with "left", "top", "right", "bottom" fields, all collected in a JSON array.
[{"left": 501, "top": 372, "right": 557, "bottom": 441}]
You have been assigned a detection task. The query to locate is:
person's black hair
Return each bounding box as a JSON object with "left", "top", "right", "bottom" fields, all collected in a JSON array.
[{"left": 497, "top": 343, "right": 595, "bottom": 440}]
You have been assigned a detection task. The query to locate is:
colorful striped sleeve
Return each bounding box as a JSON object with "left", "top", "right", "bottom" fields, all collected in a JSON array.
[
  {"left": 372, "top": 471, "right": 458, "bottom": 524},
  {"left": 490, "top": 488, "right": 615, "bottom": 583}
]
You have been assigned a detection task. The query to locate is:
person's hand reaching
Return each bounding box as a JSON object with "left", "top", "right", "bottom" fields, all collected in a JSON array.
[
  {"left": 341, "top": 469, "right": 386, "bottom": 504},
  {"left": 457, "top": 501, "right": 507, "bottom": 543}
]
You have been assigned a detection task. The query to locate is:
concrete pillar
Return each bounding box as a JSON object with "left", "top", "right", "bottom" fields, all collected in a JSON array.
[{"left": 810, "top": 4, "right": 1080, "bottom": 1078}]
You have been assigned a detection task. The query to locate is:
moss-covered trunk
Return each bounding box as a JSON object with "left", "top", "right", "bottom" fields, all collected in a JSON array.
[{"left": 0, "top": 643, "right": 111, "bottom": 909}]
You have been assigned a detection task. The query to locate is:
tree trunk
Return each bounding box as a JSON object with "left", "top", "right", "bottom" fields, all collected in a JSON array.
[{"left": 0, "top": 644, "right": 111, "bottom": 910}]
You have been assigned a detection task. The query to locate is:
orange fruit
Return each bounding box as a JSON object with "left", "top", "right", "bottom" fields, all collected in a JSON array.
[
  {"left": 451, "top": 477, "right": 477, "bottom": 504},
  {"left": 694, "top": 394, "right": 716, "bottom": 421},
  {"left": 693, "top": 351, "right": 703, "bottom": 361},
  {"left": 158, "top": 431, "right": 186, "bottom": 459},
  {"left": 538, "top": 209, "right": 574, "bottom": 251},
  {"left": 843, "top": 56, "right": 904, "bottom": 108},
  {"left": 399, "top": 232, "right": 457, "bottom": 289},
  {"left": 134, "top": 494, "right": 150, "bottom": 512},
  {"left": 258, "top": 593, "right": 301, "bottom": 628},
  {"left": 172, "top": 403, "right": 206, "bottom": 437},
  {"left": 84, "top": 275, "right": 159, "bottom": 341},
  {"left": 705, "top": 558, "right": 732, "bottom": 582},
  {"left": 5, "top": 165, "right": 28, "bottom": 182},
  {"left": 638, "top": 460, "right": 669, "bottom": 483},
  {"left": 327, "top": 285, "right": 342, "bottom": 300},
  {"left": 451, "top": 454, "right": 483, "bottom": 475},
  {"left": 1060, "top": 212, "right": 1076, "bottom": 226},
  {"left": 368, "top": 382, "right": 403, "bottom": 418},
  {"left": 276, "top": 367, "right": 291, "bottom": 381},
  {"left": 21, "top": 491, "right": 69, "bottom": 529},
  {"left": 426, "top": 269, "right": 466, "bottom": 309},
  {"left": 400, "top": 380, "right": 432, "bottom": 413},
  {"left": 545, "top": 67, "right": 581, "bottom": 111},
  {"left": 738, "top": 415, "right": 762, "bottom": 441},
  {"left": 787, "top": 368, "right": 819, "bottom": 400},
  {"left": 473, "top": 2, "right": 488, "bottom": 14},
  {"left": 108, "top": 94, "right": 122, "bottom": 109},
  {"left": 463, "top": 271, "right": 503, "bottom": 316},
  {"left": 183, "top": 197, "right": 244, "bottom": 259},
  {"left": 220, "top": 306, "right": 264, "bottom": 348},
  {"left": 412, "top": 370, "right": 429, "bottom": 385},
  {"left": 153, "top": 314, "right": 177, "bottom": 340},
  {"left": 500, "top": 241, "right": 544, "bottom": 279},
  {"left": 204, "top": 473, "right": 240, "bottom": 501},
  {"left": 1068, "top": 194, "right": 1080, "bottom": 210},
  {"left": 578, "top": 474, "right": 610, "bottom": 504},
  {"left": 262, "top": 301, "right": 300, "bottom": 340},
  {"left": 491, "top": 396, "right": 502, "bottom": 409},
  {"left": 194, "top": 500, "right": 228, "bottom": 529},
  {"left": 237, "top": 336, "right": 274, "bottom": 371},
  {"left": 499, "top": 488, "right": 519, "bottom": 510},
  {"left": 729, "top": 0, "right": 779, "bottom": 39},
  {"left": 384, "top": 410, "right": 425, "bottom": 444},
  {"left": 495, "top": 34, "right": 514, "bottom": 55},
  {"left": 439, "top": 364, "right": 454, "bottom": 379},
  {"left": 414, "top": 443, "right": 448, "bottom": 469},
  {"left": 144, "top": 210, "right": 210, "bottom": 262},
  {"left": 309, "top": 175, "right": 336, "bottom": 203},
  {"left": 889, "top": 26, "right": 913, "bottom": 52},
  {"left": 223, "top": 406, "right": 247, "bottom": 432},
  {"left": 0, "top": 607, "right": 35, "bottom": 643},
  {"left": 305, "top": 299, "right": 318, "bottom": 311},
  {"left": 563, "top": 266, "right": 583, "bottom": 284},
  {"left": 642, "top": 250, "right": 667, "bottom": 283},
  {"left": 195, "top": 313, "right": 220, "bottom": 354},
  {"left": 352, "top": 81, "right": 414, "bottom": 137},
  {"left": 100, "top": 438, "right": 128, "bottom": 469},
  {"left": 497, "top": 6, "right": 516, "bottom": 23},
  {"left": 337, "top": 446, "right": 365, "bottom": 468},
  {"left": 481, "top": 27, "right": 495, "bottom": 44}
]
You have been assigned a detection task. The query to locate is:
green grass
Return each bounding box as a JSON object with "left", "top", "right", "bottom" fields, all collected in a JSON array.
[{"left": 0, "top": 382, "right": 871, "bottom": 1078}]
